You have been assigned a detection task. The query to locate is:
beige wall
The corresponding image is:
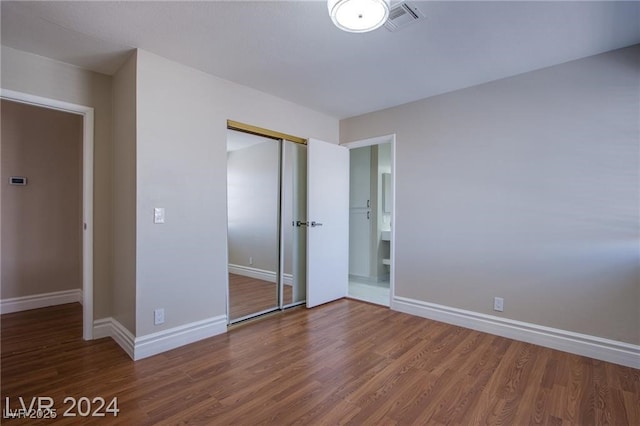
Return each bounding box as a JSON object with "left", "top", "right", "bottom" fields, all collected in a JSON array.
[
  {"left": 111, "top": 52, "right": 137, "bottom": 333},
  {"left": 1, "top": 100, "right": 82, "bottom": 298},
  {"left": 1, "top": 46, "right": 113, "bottom": 318},
  {"left": 134, "top": 49, "right": 338, "bottom": 336},
  {"left": 1, "top": 45, "right": 338, "bottom": 339},
  {"left": 2, "top": 41, "right": 637, "bottom": 351},
  {"left": 340, "top": 45, "right": 640, "bottom": 345}
]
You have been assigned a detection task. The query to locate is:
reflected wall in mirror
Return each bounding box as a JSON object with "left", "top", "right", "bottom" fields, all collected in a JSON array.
[
  {"left": 226, "top": 130, "right": 281, "bottom": 321},
  {"left": 281, "top": 141, "right": 307, "bottom": 306}
]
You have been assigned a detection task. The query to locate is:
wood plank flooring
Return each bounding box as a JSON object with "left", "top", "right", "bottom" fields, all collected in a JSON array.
[
  {"left": 229, "top": 273, "right": 293, "bottom": 320},
  {"left": 1, "top": 301, "right": 638, "bottom": 424}
]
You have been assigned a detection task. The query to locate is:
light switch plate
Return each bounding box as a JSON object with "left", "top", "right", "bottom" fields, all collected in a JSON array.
[{"left": 154, "top": 207, "right": 165, "bottom": 224}]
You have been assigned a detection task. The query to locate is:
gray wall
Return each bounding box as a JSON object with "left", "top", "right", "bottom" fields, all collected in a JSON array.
[
  {"left": 227, "top": 138, "right": 306, "bottom": 287},
  {"left": 227, "top": 141, "right": 280, "bottom": 273},
  {"left": 341, "top": 45, "right": 640, "bottom": 345},
  {"left": 1, "top": 46, "right": 113, "bottom": 319}
]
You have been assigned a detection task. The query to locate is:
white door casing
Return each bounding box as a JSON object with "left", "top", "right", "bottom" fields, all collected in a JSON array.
[{"left": 306, "top": 139, "right": 349, "bottom": 308}]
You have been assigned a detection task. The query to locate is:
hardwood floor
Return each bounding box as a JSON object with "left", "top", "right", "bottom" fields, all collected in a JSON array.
[
  {"left": 229, "top": 273, "right": 293, "bottom": 320},
  {"left": 1, "top": 301, "right": 638, "bottom": 424}
]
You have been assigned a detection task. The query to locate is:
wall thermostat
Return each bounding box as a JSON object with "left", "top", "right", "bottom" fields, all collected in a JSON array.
[{"left": 9, "top": 176, "right": 27, "bottom": 186}]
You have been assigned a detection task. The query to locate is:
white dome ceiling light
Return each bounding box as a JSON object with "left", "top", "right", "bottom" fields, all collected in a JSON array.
[{"left": 328, "top": 0, "right": 390, "bottom": 33}]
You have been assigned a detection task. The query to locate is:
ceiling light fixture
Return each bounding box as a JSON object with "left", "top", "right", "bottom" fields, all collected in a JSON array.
[{"left": 328, "top": 0, "right": 390, "bottom": 33}]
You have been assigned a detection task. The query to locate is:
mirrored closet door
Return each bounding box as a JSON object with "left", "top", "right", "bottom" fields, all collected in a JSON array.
[
  {"left": 281, "top": 140, "right": 307, "bottom": 307},
  {"left": 226, "top": 129, "right": 307, "bottom": 323}
]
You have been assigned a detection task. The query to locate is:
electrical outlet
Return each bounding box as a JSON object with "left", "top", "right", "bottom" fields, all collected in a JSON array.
[
  {"left": 493, "top": 297, "right": 504, "bottom": 312},
  {"left": 249, "top": 257, "right": 253, "bottom": 265},
  {"left": 154, "top": 308, "right": 165, "bottom": 325}
]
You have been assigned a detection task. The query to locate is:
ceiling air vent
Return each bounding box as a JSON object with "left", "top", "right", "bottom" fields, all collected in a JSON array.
[{"left": 384, "top": 2, "right": 425, "bottom": 32}]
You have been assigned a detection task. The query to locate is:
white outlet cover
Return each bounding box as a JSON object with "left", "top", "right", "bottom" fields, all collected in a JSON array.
[{"left": 154, "top": 308, "right": 165, "bottom": 325}]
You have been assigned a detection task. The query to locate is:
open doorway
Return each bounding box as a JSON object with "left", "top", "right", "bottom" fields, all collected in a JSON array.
[
  {"left": 343, "top": 135, "right": 394, "bottom": 307},
  {"left": 1, "top": 89, "right": 94, "bottom": 340}
]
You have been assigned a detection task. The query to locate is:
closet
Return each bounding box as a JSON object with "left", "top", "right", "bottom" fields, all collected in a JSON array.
[
  {"left": 226, "top": 121, "right": 349, "bottom": 323},
  {"left": 226, "top": 128, "right": 307, "bottom": 323}
]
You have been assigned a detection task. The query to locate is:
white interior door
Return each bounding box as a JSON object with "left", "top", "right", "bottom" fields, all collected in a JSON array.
[{"left": 306, "top": 138, "right": 349, "bottom": 308}]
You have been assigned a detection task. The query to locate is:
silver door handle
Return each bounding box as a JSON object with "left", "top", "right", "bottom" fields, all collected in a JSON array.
[
  {"left": 311, "top": 221, "right": 323, "bottom": 227},
  {"left": 295, "top": 221, "right": 309, "bottom": 227}
]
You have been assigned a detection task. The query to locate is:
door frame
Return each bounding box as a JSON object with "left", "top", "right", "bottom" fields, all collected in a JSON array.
[
  {"left": 1, "top": 88, "right": 95, "bottom": 340},
  {"left": 341, "top": 134, "right": 396, "bottom": 307}
]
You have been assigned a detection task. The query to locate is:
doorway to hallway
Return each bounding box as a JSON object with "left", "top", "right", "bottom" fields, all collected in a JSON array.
[{"left": 0, "top": 90, "right": 94, "bottom": 340}]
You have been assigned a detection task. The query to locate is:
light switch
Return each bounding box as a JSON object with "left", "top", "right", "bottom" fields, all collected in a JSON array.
[{"left": 154, "top": 207, "right": 165, "bottom": 224}]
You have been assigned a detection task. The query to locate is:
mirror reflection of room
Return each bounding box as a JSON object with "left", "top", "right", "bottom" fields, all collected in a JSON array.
[
  {"left": 281, "top": 141, "right": 307, "bottom": 308},
  {"left": 226, "top": 130, "right": 307, "bottom": 323}
]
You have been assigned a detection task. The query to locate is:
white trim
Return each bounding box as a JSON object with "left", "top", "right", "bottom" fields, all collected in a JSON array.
[
  {"left": 94, "top": 316, "right": 227, "bottom": 361},
  {"left": 341, "top": 134, "right": 394, "bottom": 149},
  {"left": 93, "top": 317, "right": 135, "bottom": 359},
  {"left": 1, "top": 89, "right": 94, "bottom": 341},
  {"left": 349, "top": 274, "right": 390, "bottom": 284},
  {"left": 92, "top": 318, "right": 113, "bottom": 340},
  {"left": 0, "top": 290, "right": 82, "bottom": 314},
  {"left": 133, "top": 315, "right": 227, "bottom": 360},
  {"left": 392, "top": 296, "right": 640, "bottom": 369},
  {"left": 228, "top": 264, "right": 293, "bottom": 286}
]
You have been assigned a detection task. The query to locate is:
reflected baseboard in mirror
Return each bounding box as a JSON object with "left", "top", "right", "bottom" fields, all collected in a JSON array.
[{"left": 228, "top": 274, "right": 293, "bottom": 321}]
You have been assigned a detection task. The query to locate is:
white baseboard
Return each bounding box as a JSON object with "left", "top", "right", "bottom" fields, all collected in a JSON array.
[
  {"left": 392, "top": 296, "right": 640, "bottom": 369},
  {"left": 229, "top": 264, "right": 293, "bottom": 286},
  {"left": 93, "top": 315, "right": 227, "bottom": 361},
  {"left": 0, "top": 289, "right": 82, "bottom": 314},
  {"left": 133, "top": 315, "right": 227, "bottom": 360},
  {"left": 93, "top": 317, "right": 135, "bottom": 359}
]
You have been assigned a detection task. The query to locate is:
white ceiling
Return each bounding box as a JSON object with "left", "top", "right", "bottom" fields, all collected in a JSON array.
[{"left": 2, "top": 1, "right": 639, "bottom": 119}]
